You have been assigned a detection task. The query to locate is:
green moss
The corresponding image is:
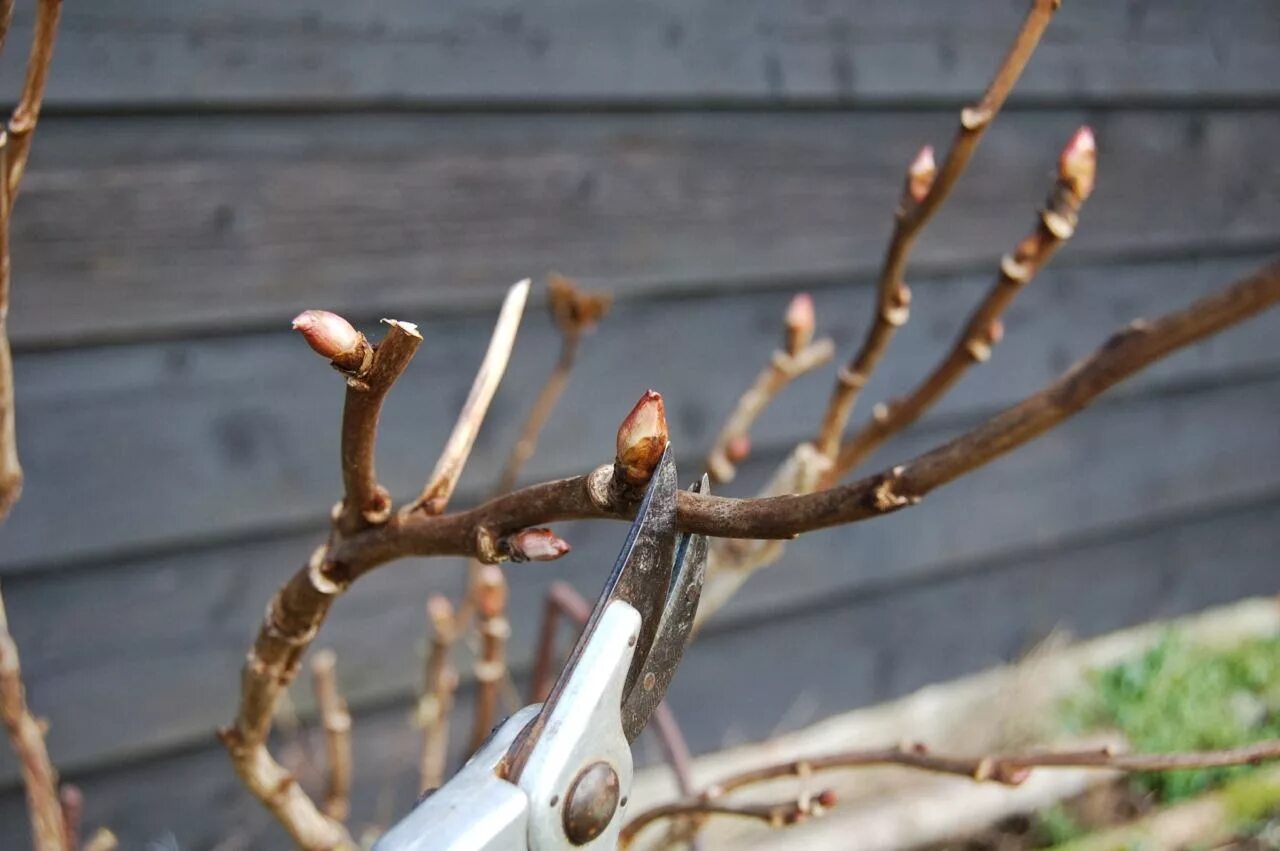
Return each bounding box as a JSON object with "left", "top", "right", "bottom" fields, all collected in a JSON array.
[
  {"left": 1221, "top": 771, "right": 1280, "bottom": 823},
  {"left": 1035, "top": 805, "right": 1089, "bottom": 846},
  {"left": 1067, "top": 632, "right": 1280, "bottom": 802}
]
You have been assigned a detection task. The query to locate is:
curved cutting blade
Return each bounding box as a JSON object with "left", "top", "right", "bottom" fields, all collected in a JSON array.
[{"left": 619, "top": 474, "right": 709, "bottom": 742}]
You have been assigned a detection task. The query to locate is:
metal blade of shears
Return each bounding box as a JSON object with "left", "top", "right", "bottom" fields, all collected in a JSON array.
[
  {"left": 619, "top": 474, "right": 709, "bottom": 742},
  {"left": 504, "top": 446, "right": 679, "bottom": 782}
]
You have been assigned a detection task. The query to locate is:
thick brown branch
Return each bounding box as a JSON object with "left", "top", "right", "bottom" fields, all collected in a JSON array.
[
  {"left": 336, "top": 320, "right": 422, "bottom": 534},
  {"left": 623, "top": 738, "right": 1280, "bottom": 846},
  {"left": 832, "top": 127, "right": 1094, "bottom": 481},
  {"left": 0, "top": 586, "right": 65, "bottom": 851},
  {"left": 310, "top": 650, "right": 353, "bottom": 824},
  {"left": 6, "top": 0, "right": 61, "bottom": 205},
  {"left": 418, "top": 596, "right": 459, "bottom": 794},
  {"left": 815, "top": 0, "right": 1061, "bottom": 458},
  {"left": 409, "top": 280, "right": 531, "bottom": 515}
]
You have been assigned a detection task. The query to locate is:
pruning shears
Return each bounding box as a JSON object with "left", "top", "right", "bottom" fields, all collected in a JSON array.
[{"left": 375, "top": 446, "right": 708, "bottom": 850}]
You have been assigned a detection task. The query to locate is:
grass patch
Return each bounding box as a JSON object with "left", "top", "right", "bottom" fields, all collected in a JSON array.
[{"left": 1066, "top": 632, "right": 1280, "bottom": 802}]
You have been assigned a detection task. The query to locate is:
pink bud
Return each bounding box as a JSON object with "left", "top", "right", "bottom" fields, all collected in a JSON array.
[
  {"left": 616, "top": 390, "right": 668, "bottom": 486},
  {"left": 906, "top": 145, "right": 937, "bottom": 203},
  {"left": 987, "top": 318, "right": 1005, "bottom": 345},
  {"left": 507, "top": 528, "right": 572, "bottom": 562},
  {"left": 1059, "top": 126, "right": 1097, "bottom": 201},
  {"left": 816, "top": 789, "right": 838, "bottom": 809},
  {"left": 725, "top": 434, "right": 752, "bottom": 464},
  {"left": 291, "top": 309, "right": 369, "bottom": 371},
  {"left": 784, "top": 293, "right": 815, "bottom": 355}
]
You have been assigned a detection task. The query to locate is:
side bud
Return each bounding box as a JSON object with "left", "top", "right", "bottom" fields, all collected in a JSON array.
[
  {"left": 906, "top": 145, "right": 937, "bottom": 204},
  {"left": 1058, "top": 126, "right": 1097, "bottom": 201},
  {"left": 615, "top": 389, "right": 668, "bottom": 486},
  {"left": 784, "top": 293, "right": 815, "bottom": 356},
  {"left": 503, "top": 528, "right": 572, "bottom": 563},
  {"left": 291, "top": 309, "right": 372, "bottom": 373}
]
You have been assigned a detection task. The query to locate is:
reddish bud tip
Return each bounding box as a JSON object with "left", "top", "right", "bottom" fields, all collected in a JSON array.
[
  {"left": 907, "top": 145, "right": 937, "bottom": 203},
  {"left": 784, "top": 293, "right": 816, "bottom": 355},
  {"left": 1059, "top": 126, "right": 1097, "bottom": 201},
  {"left": 725, "top": 434, "right": 752, "bottom": 464},
  {"left": 816, "top": 789, "right": 838, "bottom": 809},
  {"left": 474, "top": 566, "right": 508, "bottom": 619},
  {"left": 987, "top": 318, "right": 1005, "bottom": 345},
  {"left": 291, "top": 309, "right": 369, "bottom": 371},
  {"left": 508, "top": 528, "right": 572, "bottom": 562},
  {"left": 616, "top": 390, "right": 669, "bottom": 486}
]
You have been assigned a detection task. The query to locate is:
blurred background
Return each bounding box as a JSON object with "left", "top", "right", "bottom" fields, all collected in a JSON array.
[{"left": 0, "top": 1, "right": 1278, "bottom": 848}]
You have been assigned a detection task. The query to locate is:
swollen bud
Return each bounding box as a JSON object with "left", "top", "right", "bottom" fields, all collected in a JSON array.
[
  {"left": 616, "top": 390, "right": 668, "bottom": 486},
  {"left": 906, "top": 145, "right": 937, "bottom": 204},
  {"left": 725, "top": 434, "right": 752, "bottom": 464},
  {"left": 784, "top": 293, "right": 816, "bottom": 356},
  {"left": 291, "top": 309, "right": 370, "bottom": 372},
  {"left": 1058, "top": 126, "right": 1097, "bottom": 201},
  {"left": 505, "top": 528, "right": 572, "bottom": 562}
]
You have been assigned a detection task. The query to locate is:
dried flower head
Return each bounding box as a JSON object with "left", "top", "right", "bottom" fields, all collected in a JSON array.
[
  {"left": 616, "top": 390, "right": 668, "bottom": 486},
  {"left": 1058, "top": 126, "right": 1097, "bottom": 201},
  {"left": 548, "top": 273, "right": 612, "bottom": 336}
]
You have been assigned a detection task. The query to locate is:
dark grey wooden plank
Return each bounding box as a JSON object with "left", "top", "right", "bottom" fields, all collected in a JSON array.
[
  {"left": 3, "top": 496, "right": 1277, "bottom": 850},
  {"left": 4, "top": 374, "right": 1279, "bottom": 784},
  {"left": 9, "top": 109, "right": 1280, "bottom": 346},
  {"left": 3, "top": 1, "right": 1278, "bottom": 107},
  {"left": 4, "top": 253, "right": 1278, "bottom": 571}
]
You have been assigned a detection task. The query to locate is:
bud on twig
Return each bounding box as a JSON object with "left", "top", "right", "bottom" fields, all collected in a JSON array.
[
  {"left": 1058, "top": 126, "right": 1096, "bottom": 201},
  {"left": 502, "top": 528, "right": 572, "bottom": 563},
  {"left": 906, "top": 145, "right": 937, "bottom": 204},
  {"left": 291, "top": 309, "right": 373, "bottom": 373},
  {"left": 616, "top": 390, "right": 668, "bottom": 486},
  {"left": 725, "top": 434, "right": 752, "bottom": 464},
  {"left": 426, "top": 595, "right": 456, "bottom": 639},
  {"left": 548, "top": 272, "right": 612, "bottom": 337},
  {"left": 784, "top": 293, "right": 815, "bottom": 356}
]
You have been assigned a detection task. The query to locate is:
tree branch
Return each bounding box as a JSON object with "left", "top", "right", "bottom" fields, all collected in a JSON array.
[
  {"left": 310, "top": 650, "right": 353, "bottom": 824},
  {"left": 467, "top": 566, "right": 511, "bottom": 752},
  {"left": 408, "top": 280, "right": 531, "bottom": 516},
  {"left": 335, "top": 320, "right": 421, "bottom": 534},
  {"left": 831, "top": 126, "right": 1096, "bottom": 481},
  {"left": 0, "top": 136, "right": 18, "bottom": 519},
  {"left": 0, "top": 585, "right": 65, "bottom": 851},
  {"left": 6, "top": 0, "right": 61, "bottom": 205},
  {"left": 814, "top": 0, "right": 1062, "bottom": 459},
  {"left": 706, "top": 294, "right": 833, "bottom": 483},
  {"left": 621, "top": 739, "right": 1280, "bottom": 846},
  {"left": 417, "top": 596, "right": 459, "bottom": 794}
]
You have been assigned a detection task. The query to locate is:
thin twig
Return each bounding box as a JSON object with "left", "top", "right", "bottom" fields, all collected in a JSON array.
[
  {"left": 0, "top": 0, "right": 15, "bottom": 57},
  {"left": 495, "top": 274, "right": 610, "bottom": 495},
  {"left": 310, "top": 650, "right": 353, "bottom": 824},
  {"left": 815, "top": 0, "right": 1062, "bottom": 459},
  {"left": 468, "top": 566, "right": 511, "bottom": 752},
  {"left": 831, "top": 126, "right": 1096, "bottom": 482},
  {"left": 6, "top": 0, "right": 61, "bottom": 205},
  {"left": 0, "top": 585, "right": 65, "bottom": 851},
  {"left": 417, "top": 595, "right": 459, "bottom": 794},
  {"left": 408, "top": 280, "right": 531, "bottom": 516},
  {"left": 621, "top": 739, "right": 1280, "bottom": 846},
  {"left": 0, "top": 135, "right": 17, "bottom": 519},
  {"left": 58, "top": 785, "right": 80, "bottom": 851},
  {"left": 336, "top": 320, "right": 422, "bottom": 534},
  {"left": 706, "top": 295, "right": 834, "bottom": 483}
]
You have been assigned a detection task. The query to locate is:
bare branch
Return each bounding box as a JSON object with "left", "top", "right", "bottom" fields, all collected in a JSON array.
[
  {"left": 468, "top": 566, "right": 511, "bottom": 752},
  {"left": 495, "top": 274, "right": 610, "bottom": 494},
  {"left": 58, "top": 785, "right": 80, "bottom": 851},
  {"left": 815, "top": 0, "right": 1062, "bottom": 458},
  {"left": 409, "top": 280, "right": 531, "bottom": 516},
  {"left": 6, "top": 0, "right": 61, "bottom": 205},
  {"left": 706, "top": 294, "right": 834, "bottom": 483},
  {"left": 0, "top": 585, "right": 65, "bottom": 851},
  {"left": 0, "top": 136, "right": 17, "bottom": 519},
  {"left": 0, "top": 0, "right": 15, "bottom": 57},
  {"left": 335, "top": 319, "right": 422, "bottom": 534},
  {"left": 310, "top": 650, "right": 353, "bottom": 824},
  {"left": 418, "top": 596, "right": 459, "bottom": 794},
  {"left": 323, "top": 258, "right": 1280, "bottom": 574},
  {"left": 622, "top": 738, "right": 1280, "bottom": 846},
  {"left": 831, "top": 126, "right": 1096, "bottom": 481}
]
